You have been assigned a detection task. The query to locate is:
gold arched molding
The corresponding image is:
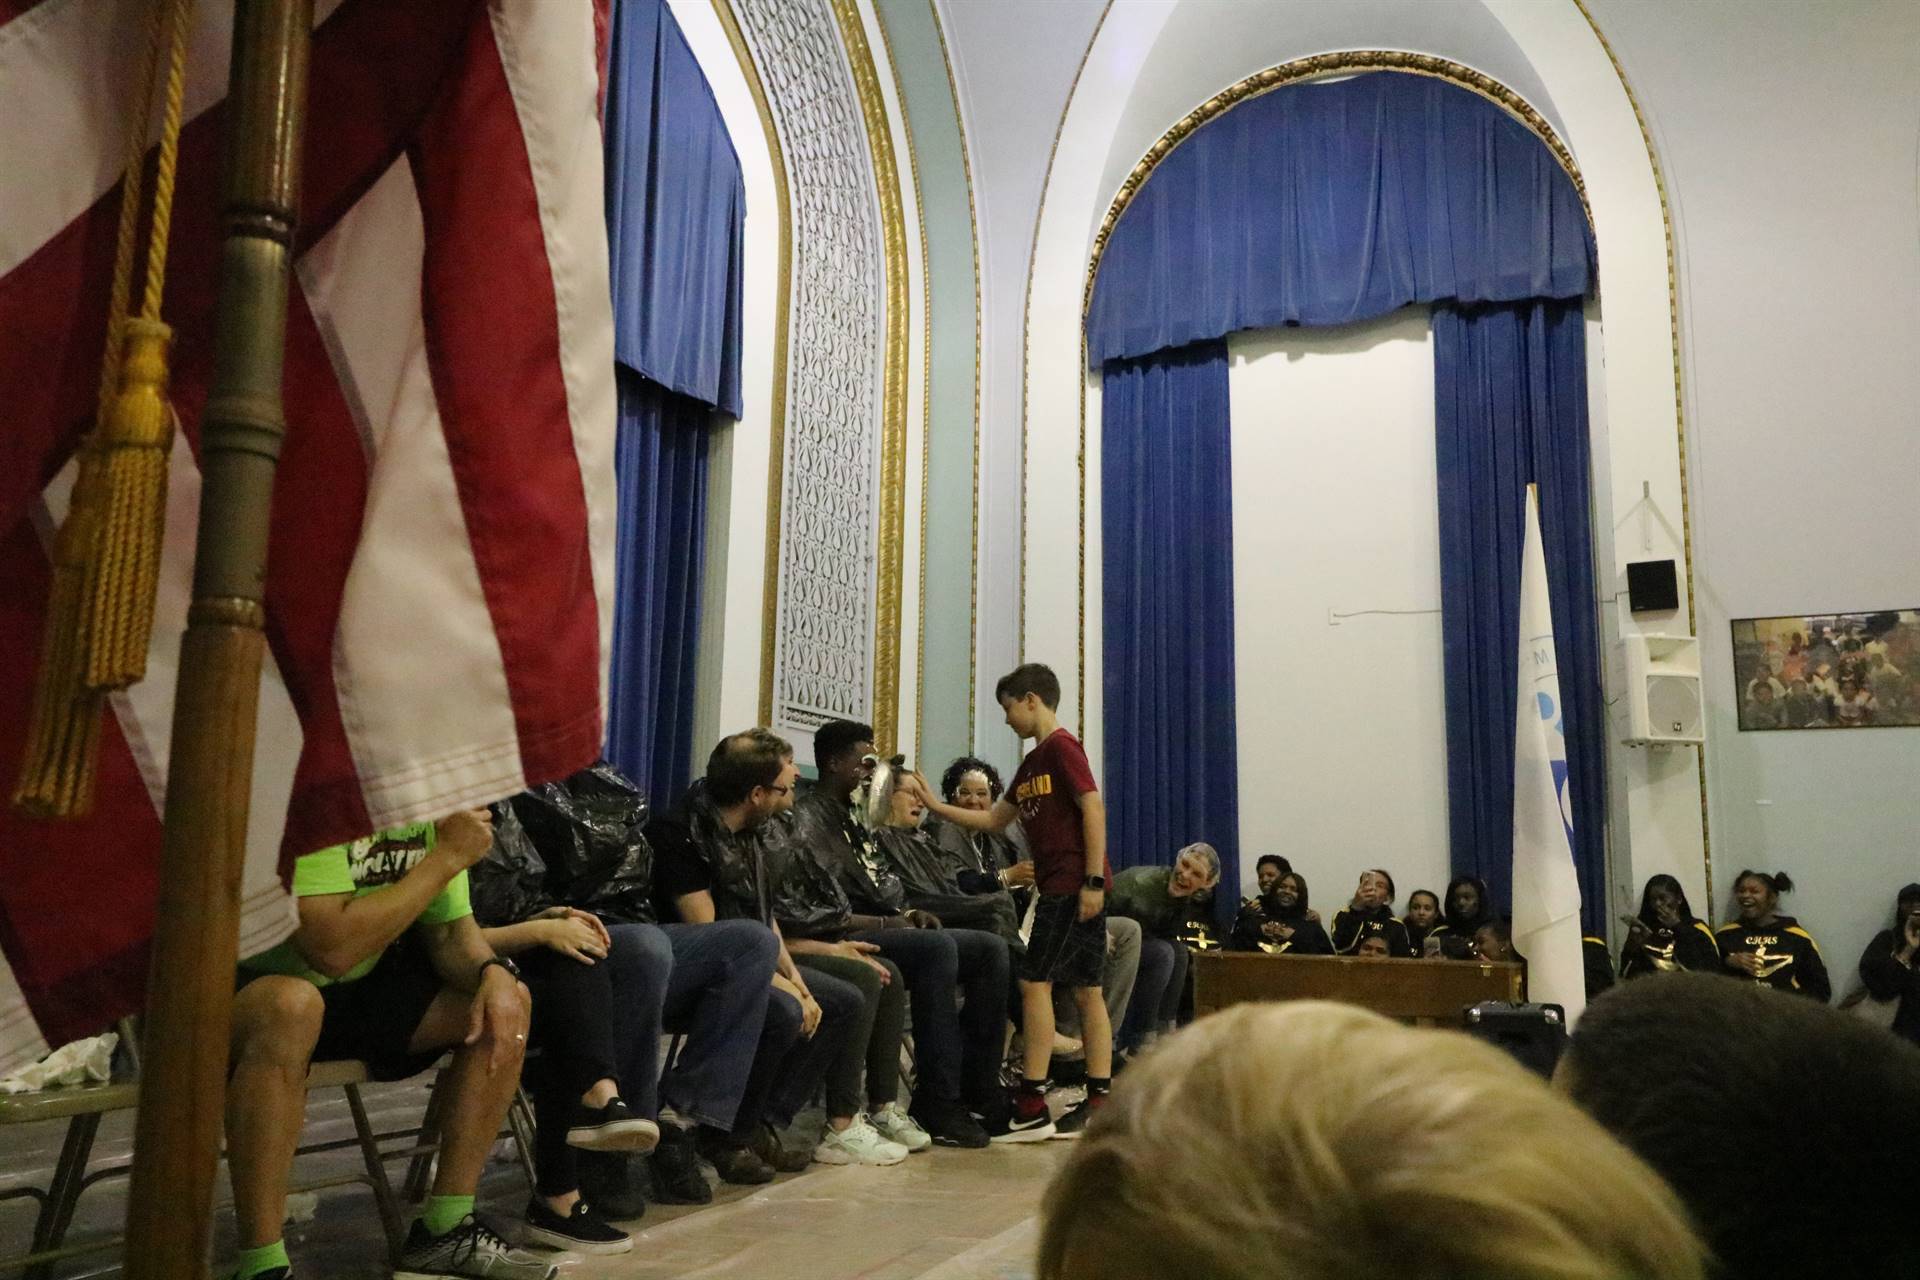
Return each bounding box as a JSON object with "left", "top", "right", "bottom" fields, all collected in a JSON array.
[{"left": 1083, "top": 51, "right": 1590, "bottom": 320}]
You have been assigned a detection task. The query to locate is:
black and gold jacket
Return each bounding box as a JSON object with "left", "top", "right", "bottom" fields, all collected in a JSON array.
[
  {"left": 1715, "top": 915, "right": 1830, "bottom": 1001},
  {"left": 1620, "top": 917, "right": 1720, "bottom": 979}
]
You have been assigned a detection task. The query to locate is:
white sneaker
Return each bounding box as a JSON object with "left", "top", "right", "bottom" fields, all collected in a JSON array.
[
  {"left": 813, "top": 1116, "right": 909, "bottom": 1166},
  {"left": 869, "top": 1102, "right": 933, "bottom": 1153}
]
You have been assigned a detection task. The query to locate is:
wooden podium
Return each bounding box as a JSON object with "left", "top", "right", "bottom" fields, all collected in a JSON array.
[{"left": 1191, "top": 952, "right": 1525, "bottom": 1026}]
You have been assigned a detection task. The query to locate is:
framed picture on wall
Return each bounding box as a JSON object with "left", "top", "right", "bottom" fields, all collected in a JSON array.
[{"left": 1731, "top": 609, "right": 1920, "bottom": 730}]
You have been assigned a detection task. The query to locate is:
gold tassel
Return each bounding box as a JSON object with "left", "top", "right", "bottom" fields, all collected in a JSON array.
[
  {"left": 12, "top": 445, "right": 111, "bottom": 818},
  {"left": 83, "top": 318, "right": 175, "bottom": 691}
]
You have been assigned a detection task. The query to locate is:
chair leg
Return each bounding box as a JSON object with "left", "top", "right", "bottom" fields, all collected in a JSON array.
[
  {"left": 506, "top": 1089, "right": 538, "bottom": 1192},
  {"left": 23, "top": 1112, "right": 102, "bottom": 1280},
  {"left": 343, "top": 1083, "right": 407, "bottom": 1262},
  {"left": 402, "top": 1069, "right": 450, "bottom": 1203}
]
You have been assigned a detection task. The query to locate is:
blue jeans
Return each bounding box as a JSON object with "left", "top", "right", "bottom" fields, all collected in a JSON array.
[
  {"left": 727, "top": 968, "right": 862, "bottom": 1139},
  {"left": 855, "top": 926, "right": 1011, "bottom": 1110},
  {"left": 655, "top": 920, "right": 780, "bottom": 1131},
  {"left": 1120, "top": 936, "right": 1189, "bottom": 1053}
]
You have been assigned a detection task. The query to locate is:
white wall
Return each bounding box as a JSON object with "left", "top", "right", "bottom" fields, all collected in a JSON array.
[
  {"left": 1228, "top": 309, "right": 1453, "bottom": 909},
  {"left": 1582, "top": 0, "right": 1920, "bottom": 987}
]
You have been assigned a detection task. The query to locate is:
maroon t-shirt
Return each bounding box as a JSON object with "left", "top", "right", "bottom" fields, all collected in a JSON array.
[{"left": 1009, "top": 729, "right": 1108, "bottom": 896}]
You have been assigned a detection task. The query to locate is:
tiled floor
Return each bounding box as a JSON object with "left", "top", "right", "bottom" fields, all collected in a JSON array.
[{"left": 0, "top": 1080, "right": 1063, "bottom": 1280}]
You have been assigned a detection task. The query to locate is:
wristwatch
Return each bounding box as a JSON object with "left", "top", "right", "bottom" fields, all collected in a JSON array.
[
  {"left": 1084, "top": 875, "right": 1107, "bottom": 890},
  {"left": 478, "top": 955, "right": 522, "bottom": 984}
]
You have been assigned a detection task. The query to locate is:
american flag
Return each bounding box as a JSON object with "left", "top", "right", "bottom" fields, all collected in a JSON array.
[{"left": 0, "top": 0, "right": 617, "bottom": 1073}]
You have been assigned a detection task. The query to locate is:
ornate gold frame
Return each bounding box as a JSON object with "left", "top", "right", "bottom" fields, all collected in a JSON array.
[
  {"left": 831, "top": 0, "right": 912, "bottom": 755},
  {"left": 723, "top": 0, "right": 911, "bottom": 752}
]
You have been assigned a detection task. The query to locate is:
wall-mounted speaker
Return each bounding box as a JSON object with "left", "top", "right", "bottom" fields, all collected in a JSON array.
[
  {"left": 1623, "top": 634, "right": 1704, "bottom": 745},
  {"left": 1626, "top": 560, "right": 1680, "bottom": 613}
]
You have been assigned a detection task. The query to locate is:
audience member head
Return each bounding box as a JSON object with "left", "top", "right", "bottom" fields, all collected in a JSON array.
[
  {"left": 813, "top": 719, "right": 876, "bottom": 801},
  {"left": 1474, "top": 920, "right": 1515, "bottom": 963},
  {"left": 940, "top": 756, "right": 1003, "bottom": 811},
  {"left": 886, "top": 780, "right": 925, "bottom": 829},
  {"left": 1731, "top": 869, "right": 1792, "bottom": 926},
  {"left": 995, "top": 662, "right": 1061, "bottom": 739},
  {"left": 1404, "top": 889, "right": 1441, "bottom": 933},
  {"left": 1169, "top": 843, "right": 1221, "bottom": 898},
  {"left": 1038, "top": 1002, "right": 1705, "bottom": 1280},
  {"left": 704, "top": 729, "right": 797, "bottom": 828},
  {"left": 1254, "top": 854, "right": 1290, "bottom": 896},
  {"left": 1560, "top": 972, "right": 1920, "bottom": 1279},
  {"left": 1350, "top": 868, "right": 1394, "bottom": 912},
  {"left": 1636, "top": 873, "right": 1695, "bottom": 929},
  {"left": 1443, "top": 874, "right": 1492, "bottom": 931},
  {"left": 1356, "top": 933, "right": 1391, "bottom": 959},
  {"left": 1890, "top": 882, "right": 1920, "bottom": 931},
  {"left": 1273, "top": 872, "right": 1308, "bottom": 917}
]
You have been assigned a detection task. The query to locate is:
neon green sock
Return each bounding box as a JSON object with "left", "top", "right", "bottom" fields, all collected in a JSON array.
[
  {"left": 421, "top": 1193, "right": 475, "bottom": 1237},
  {"left": 231, "top": 1239, "right": 290, "bottom": 1280}
]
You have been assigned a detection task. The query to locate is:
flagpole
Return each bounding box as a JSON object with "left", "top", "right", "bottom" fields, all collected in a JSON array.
[{"left": 122, "top": 2, "right": 310, "bottom": 1275}]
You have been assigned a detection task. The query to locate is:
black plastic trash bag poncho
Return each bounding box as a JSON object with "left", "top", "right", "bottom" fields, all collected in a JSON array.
[
  {"left": 510, "top": 761, "right": 656, "bottom": 924},
  {"left": 469, "top": 801, "right": 556, "bottom": 927}
]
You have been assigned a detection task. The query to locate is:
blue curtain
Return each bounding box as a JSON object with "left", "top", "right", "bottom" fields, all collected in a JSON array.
[
  {"left": 1087, "top": 72, "right": 1592, "bottom": 365},
  {"left": 605, "top": 0, "right": 746, "bottom": 416},
  {"left": 602, "top": 0, "right": 744, "bottom": 802},
  {"left": 1101, "top": 342, "right": 1242, "bottom": 924},
  {"left": 1434, "top": 300, "right": 1606, "bottom": 931},
  {"left": 606, "top": 371, "right": 711, "bottom": 808}
]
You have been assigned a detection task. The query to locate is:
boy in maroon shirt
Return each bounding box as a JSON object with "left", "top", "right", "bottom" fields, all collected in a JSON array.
[{"left": 909, "top": 663, "right": 1111, "bottom": 1138}]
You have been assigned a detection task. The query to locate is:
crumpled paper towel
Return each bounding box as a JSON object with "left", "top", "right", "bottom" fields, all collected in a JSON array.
[{"left": 0, "top": 1032, "right": 118, "bottom": 1094}]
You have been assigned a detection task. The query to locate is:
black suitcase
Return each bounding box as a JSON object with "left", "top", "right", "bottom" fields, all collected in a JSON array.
[{"left": 1460, "top": 1001, "right": 1567, "bottom": 1078}]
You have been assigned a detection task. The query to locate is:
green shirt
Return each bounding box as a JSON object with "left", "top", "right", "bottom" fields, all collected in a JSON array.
[
  {"left": 243, "top": 822, "right": 470, "bottom": 986},
  {"left": 1108, "top": 865, "right": 1197, "bottom": 940}
]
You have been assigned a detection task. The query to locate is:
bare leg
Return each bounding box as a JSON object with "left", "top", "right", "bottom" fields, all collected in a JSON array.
[
  {"left": 1019, "top": 981, "right": 1055, "bottom": 1081},
  {"left": 1072, "top": 986, "right": 1112, "bottom": 1079},
  {"left": 227, "top": 978, "right": 324, "bottom": 1248},
  {"left": 405, "top": 985, "right": 531, "bottom": 1197}
]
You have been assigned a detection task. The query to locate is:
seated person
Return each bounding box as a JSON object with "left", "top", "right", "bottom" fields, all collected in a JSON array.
[
  {"left": 1560, "top": 972, "right": 1920, "bottom": 1280},
  {"left": 1618, "top": 873, "right": 1719, "bottom": 979},
  {"left": 1108, "top": 844, "right": 1220, "bottom": 1053},
  {"left": 470, "top": 768, "right": 782, "bottom": 1229},
  {"left": 1330, "top": 869, "right": 1413, "bottom": 957},
  {"left": 936, "top": 757, "right": 1143, "bottom": 1080},
  {"left": 1231, "top": 872, "right": 1331, "bottom": 955},
  {"left": 1354, "top": 926, "right": 1393, "bottom": 958},
  {"left": 1856, "top": 882, "right": 1920, "bottom": 1044},
  {"left": 1402, "top": 888, "right": 1442, "bottom": 955},
  {"left": 1474, "top": 920, "right": 1524, "bottom": 971},
  {"left": 788, "top": 720, "right": 1010, "bottom": 1147},
  {"left": 1425, "top": 875, "right": 1493, "bottom": 959},
  {"left": 227, "top": 812, "right": 555, "bottom": 1280},
  {"left": 1715, "top": 869, "right": 1830, "bottom": 1001},
  {"left": 648, "top": 731, "right": 865, "bottom": 1185},
  {"left": 931, "top": 756, "right": 1028, "bottom": 890},
  {"left": 875, "top": 778, "right": 1023, "bottom": 945},
  {"left": 1038, "top": 1002, "right": 1706, "bottom": 1280}
]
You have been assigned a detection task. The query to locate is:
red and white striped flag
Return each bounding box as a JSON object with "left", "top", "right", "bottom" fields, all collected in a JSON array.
[{"left": 0, "top": 0, "right": 616, "bottom": 1074}]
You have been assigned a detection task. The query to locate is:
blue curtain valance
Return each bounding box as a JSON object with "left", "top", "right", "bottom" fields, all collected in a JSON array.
[
  {"left": 1086, "top": 72, "right": 1593, "bottom": 365},
  {"left": 605, "top": 0, "right": 746, "bottom": 417}
]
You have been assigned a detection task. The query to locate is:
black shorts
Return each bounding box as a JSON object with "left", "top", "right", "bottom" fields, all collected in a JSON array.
[
  {"left": 237, "top": 937, "right": 447, "bottom": 1082},
  {"left": 1022, "top": 893, "right": 1106, "bottom": 989}
]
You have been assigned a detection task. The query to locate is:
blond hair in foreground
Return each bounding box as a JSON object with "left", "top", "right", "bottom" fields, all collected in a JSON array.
[{"left": 1037, "top": 1002, "right": 1704, "bottom": 1280}]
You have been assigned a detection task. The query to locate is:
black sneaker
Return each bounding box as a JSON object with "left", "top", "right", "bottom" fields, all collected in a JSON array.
[
  {"left": 749, "top": 1122, "right": 814, "bottom": 1173},
  {"left": 393, "top": 1215, "right": 555, "bottom": 1279},
  {"left": 1049, "top": 1098, "right": 1094, "bottom": 1139},
  {"left": 648, "top": 1126, "right": 713, "bottom": 1204},
  {"left": 913, "top": 1098, "right": 990, "bottom": 1149},
  {"left": 992, "top": 1097, "right": 1057, "bottom": 1144},
  {"left": 565, "top": 1097, "right": 660, "bottom": 1153},
  {"left": 697, "top": 1132, "right": 776, "bottom": 1185},
  {"left": 522, "top": 1198, "right": 632, "bottom": 1256},
  {"left": 578, "top": 1149, "right": 646, "bottom": 1219}
]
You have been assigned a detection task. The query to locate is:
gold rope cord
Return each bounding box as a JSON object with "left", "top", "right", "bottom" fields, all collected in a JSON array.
[{"left": 14, "top": 0, "right": 197, "bottom": 817}]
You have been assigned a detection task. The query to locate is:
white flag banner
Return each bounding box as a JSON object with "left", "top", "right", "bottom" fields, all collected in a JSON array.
[{"left": 1512, "top": 485, "right": 1586, "bottom": 1024}]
